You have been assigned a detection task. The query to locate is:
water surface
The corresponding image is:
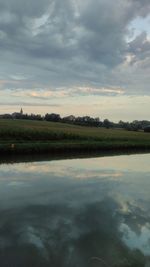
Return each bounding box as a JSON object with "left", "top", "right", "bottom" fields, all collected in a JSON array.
[{"left": 0, "top": 153, "right": 150, "bottom": 267}]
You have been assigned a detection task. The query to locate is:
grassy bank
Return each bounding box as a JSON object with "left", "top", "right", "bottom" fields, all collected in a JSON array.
[{"left": 0, "top": 119, "right": 150, "bottom": 154}]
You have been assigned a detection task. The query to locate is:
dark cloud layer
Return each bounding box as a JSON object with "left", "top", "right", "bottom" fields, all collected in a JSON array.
[{"left": 0, "top": 0, "right": 150, "bottom": 95}]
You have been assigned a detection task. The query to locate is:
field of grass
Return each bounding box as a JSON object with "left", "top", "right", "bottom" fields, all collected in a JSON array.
[{"left": 0, "top": 119, "right": 150, "bottom": 154}]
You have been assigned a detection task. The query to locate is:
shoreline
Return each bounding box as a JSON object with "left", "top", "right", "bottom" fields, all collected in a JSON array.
[
  {"left": 1, "top": 140, "right": 150, "bottom": 152},
  {"left": 0, "top": 141, "right": 150, "bottom": 164}
]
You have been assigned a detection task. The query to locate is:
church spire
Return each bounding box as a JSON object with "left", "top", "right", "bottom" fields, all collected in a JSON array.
[{"left": 20, "top": 108, "right": 23, "bottom": 115}]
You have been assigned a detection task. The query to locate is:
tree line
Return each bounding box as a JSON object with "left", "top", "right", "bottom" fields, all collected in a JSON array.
[{"left": 0, "top": 112, "right": 150, "bottom": 132}]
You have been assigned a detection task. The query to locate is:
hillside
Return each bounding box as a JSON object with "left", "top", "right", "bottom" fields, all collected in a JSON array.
[{"left": 0, "top": 119, "right": 150, "bottom": 154}]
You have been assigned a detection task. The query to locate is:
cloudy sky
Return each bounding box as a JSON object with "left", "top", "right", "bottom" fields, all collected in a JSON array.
[{"left": 0, "top": 0, "right": 150, "bottom": 121}]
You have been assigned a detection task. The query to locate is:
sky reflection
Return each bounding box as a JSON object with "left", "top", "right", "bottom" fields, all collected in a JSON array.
[{"left": 0, "top": 154, "right": 150, "bottom": 266}]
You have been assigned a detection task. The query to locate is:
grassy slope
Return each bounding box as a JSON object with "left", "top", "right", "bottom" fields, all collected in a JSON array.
[{"left": 0, "top": 119, "right": 150, "bottom": 154}]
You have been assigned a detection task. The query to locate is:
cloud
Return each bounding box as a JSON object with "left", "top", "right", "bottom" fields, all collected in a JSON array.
[
  {"left": 0, "top": 101, "right": 60, "bottom": 107},
  {"left": 12, "top": 86, "right": 125, "bottom": 100},
  {"left": 0, "top": 0, "right": 150, "bottom": 99},
  {"left": 128, "top": 31, "right": 150, "bottom": 64}
]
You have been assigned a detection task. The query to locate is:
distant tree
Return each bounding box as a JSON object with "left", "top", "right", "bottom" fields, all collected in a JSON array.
[
  {"left": 45, "top": 113, "right": 61, "bottom": 122},
  {"left": 103, "top": 119, "right": 113, "bottom": 129},
  {"left": 73, "top": 116, "right": 101, "bottom": 127},
  {"left": 1, "top": 114, "right": 12, "bottom": 119},
  {"left": 141, "top": 120, "right": 150, "bottom": 129},
  {"left": 62, "top": 115, "right": 76, "bottom": 124},
  {"left": 118, "top": 120, "right": 125, "bottom": 128}
]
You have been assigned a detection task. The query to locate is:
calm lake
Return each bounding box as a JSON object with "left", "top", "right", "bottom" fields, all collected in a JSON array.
[{"left": 0, "top": 153, "right": 150, "bottom": 267}]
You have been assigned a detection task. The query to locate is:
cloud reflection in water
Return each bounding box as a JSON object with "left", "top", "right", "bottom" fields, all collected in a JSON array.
[{"left": 0, "top": 154, "right": 150, "bottom": 266}]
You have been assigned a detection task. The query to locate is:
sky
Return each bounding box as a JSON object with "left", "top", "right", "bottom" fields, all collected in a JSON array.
[{"left": 0, "top": 0, "right": 150, "bottom": 122}]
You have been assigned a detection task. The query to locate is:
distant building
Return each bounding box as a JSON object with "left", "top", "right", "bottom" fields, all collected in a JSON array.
[
  {"left": 20, "top": 108, "right": 23, "bottom": 115},
  {"left": 12, "top": 108, "right": 23, "bottom": 119}
]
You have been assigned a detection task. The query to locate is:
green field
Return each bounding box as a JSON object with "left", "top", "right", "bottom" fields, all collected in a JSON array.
[{"left": 0, "top": 119, "right": 150, "bottom": 154}]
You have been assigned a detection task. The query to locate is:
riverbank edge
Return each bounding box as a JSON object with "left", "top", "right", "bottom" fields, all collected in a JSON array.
[{"left": 1, "top": 140, "right": 150, "bottom": 155}]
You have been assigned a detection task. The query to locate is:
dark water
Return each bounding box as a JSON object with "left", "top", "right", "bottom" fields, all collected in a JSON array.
[{"left": 0, "top": 154, "right": 150, "bottom": 267}]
